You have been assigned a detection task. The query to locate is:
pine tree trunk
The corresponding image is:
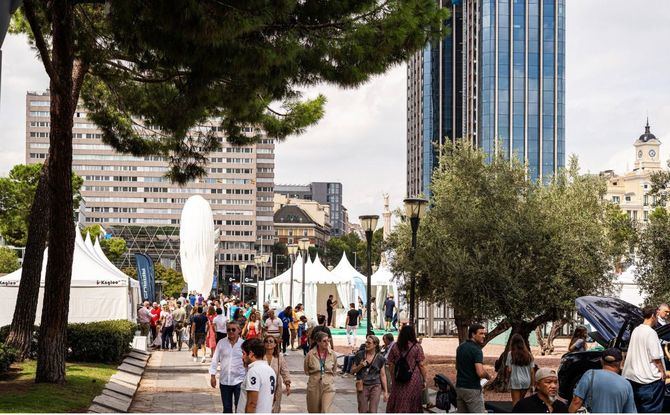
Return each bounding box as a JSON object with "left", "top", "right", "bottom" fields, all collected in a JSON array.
[
  {"left": 5, "top": 160, "right": 50, "bottom": 360},
  {"left": 35, "top": 0, "right": 75, "bottom": 384}
]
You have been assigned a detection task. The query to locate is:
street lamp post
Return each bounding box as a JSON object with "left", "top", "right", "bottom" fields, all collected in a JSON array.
[
  {"left": 262, "top": 254, "right": 270, "bottom": 303},
  {"left": 359, "top": 215, "right": 379, "bottom": 335},
  {"left": 298, "top": 238, "right": 310, "bottom": 308},
  {"left": 239, "top": 263, "right": 247, "bottom": 304},
  {"left": 254, "top": 256, "right": 262, "bottom": 304},
  {"left": 403, "top": 197, "right": 428, "bottom": 327},
  {"left": 287, "top": 245, "right": 298, "bottom": 308}
]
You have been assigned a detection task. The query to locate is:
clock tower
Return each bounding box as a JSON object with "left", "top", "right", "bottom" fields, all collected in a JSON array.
[{"left": 634, "top": 119, "right": 661, "bottom": 170}]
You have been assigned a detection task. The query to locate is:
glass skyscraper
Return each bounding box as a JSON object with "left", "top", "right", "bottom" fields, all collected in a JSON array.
[{"left": 407, "top": 0, "right": 565, "bottom": 197}]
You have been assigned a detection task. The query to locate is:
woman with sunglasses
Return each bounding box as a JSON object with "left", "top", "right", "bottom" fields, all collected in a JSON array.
[
  {"left": 352, "top": 335, "right": 388, "bottom": 413},
  {"left": 263, "top": 335, "right": 291, "bottom": 413},
  {"left": 304, "top": 331, "right": 337, "bottom": 413},
  {"left": 242, "top": 311, "right": 261, "bottom": 340}
]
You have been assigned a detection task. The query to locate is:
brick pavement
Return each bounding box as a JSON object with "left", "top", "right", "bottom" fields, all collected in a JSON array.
[{"left": 129, "top": 344, "right": 386, "bottom": 413}]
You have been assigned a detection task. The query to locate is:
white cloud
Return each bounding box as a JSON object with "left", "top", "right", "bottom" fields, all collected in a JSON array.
[{"left": 2, "top": 1, "right": 670, "bottom": 222}]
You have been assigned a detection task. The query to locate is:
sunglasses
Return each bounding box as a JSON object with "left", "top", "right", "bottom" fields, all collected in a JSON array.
[{"left": 227, "top": 328, "right": 238, "bottom": 332}]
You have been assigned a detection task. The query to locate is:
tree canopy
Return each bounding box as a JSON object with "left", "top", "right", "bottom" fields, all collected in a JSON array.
[
  {"left": 0, "top": 164, "right": 82, "bottom": 246},
  {"left": 0, "top": 247, "right": 20, "bottom": 274},
  {"left": 388, "top": 144, "right": 613, "bottom": 343}
]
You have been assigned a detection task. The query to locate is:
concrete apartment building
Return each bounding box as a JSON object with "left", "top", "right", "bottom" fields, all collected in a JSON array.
[
  {"left": 25, "top": 90, "right": 275, "bottom": 288},
  {"left": 274, "top": 182, "right": 345, "bottom": 236}
]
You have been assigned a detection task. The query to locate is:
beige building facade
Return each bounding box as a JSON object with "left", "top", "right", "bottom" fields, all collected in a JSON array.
[
  {"left": 272, "top": 194, "right": 331, "bottom": 248},
  {"left": 602, "top": 121, "right": 663, "bottom": 223},
  {"left": 25, "top": 91, "right": 275, "bottom": 280}
]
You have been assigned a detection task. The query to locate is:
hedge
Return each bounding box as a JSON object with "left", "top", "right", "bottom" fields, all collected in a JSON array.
[
  {"left": 0, "top": 343, "right": 18, "bottom": 373},
  {"left": 67, "top": 320, "right": 137, "bottom": 363},
  {"left": 0, "top": 320, "right": 137, "bottom": 364}
]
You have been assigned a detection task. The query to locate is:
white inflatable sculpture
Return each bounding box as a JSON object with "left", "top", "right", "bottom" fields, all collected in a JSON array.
[{"left": 179, "top": 195, "right": 219, "bottom": 294}]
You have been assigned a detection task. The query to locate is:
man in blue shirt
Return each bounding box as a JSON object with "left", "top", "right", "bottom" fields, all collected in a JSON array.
[
  {"left": 277, "top": 306, "right": 293, "bottom": 356},
  {"left": 568, "top": 348, "right": 637, "bottom": 413}
]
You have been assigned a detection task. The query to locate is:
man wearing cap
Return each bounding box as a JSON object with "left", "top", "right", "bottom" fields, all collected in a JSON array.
[
  {"left": 622, "top": 305, "right": 666, "bottom": 413},
  {"left": 513, "top": 368, "right": 568, "bottom": 413},
  {"left": 568, "top": 348, "right": 635, "bottom": 413}
]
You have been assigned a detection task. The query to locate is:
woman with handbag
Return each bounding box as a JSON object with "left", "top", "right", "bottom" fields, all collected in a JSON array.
[
  {"left": 263, "top": 335, "right": 292, "bottom": 413},
  {"left": 351, "top": 335, "right": 388, "bottom": 413},
  {"left": 386, "top": 325, "right": 426, "bottom": 413}
]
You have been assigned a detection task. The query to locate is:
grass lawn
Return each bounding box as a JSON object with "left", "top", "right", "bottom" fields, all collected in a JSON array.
[{"left": 0, "top": 360, "right": 116, "bottom": 413}]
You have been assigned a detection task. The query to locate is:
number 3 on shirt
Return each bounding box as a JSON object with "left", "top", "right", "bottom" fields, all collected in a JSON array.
[{"left": 270, "top": 375, "right": 276, "bottom": 394}]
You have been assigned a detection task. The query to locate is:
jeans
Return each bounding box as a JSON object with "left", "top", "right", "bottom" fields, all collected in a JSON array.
[
  {"left": 219, "top": 383, "right": 241, "bottom": 413},
  {"left": 630, "top": 379, "right": 664, "bottom": 413},
  {"left": 161, "top": 325, "right": 174, "bottom": 349},
  {"left": 342, "top": 354, "right": 356, "bottom": 374},
  {"left": 281, "top": 328, "right": 290, "bottom": 353}
]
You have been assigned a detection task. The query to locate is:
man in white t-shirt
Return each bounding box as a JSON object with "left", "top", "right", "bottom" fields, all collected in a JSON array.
[
  {"left": 264, "top": 309, "right": 282, "bottom": 338},
  {"left": 237, "top": 338, "right": 276, "bottom": 413},
  {"left": 213, "top": 307, "right": 229, "bottom": 343},
  {"left": 622, "top": 305, "right": 666, "bottom": 413}
]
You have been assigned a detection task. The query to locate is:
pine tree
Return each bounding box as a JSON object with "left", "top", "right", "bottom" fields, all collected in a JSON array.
[{"left": 11, "top": 0, "right": 449, "bottom": 382}]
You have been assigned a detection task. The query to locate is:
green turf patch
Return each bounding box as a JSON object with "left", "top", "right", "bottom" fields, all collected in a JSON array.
[{"left": 0, "top": 360, "right": 116, "bottom": 413}]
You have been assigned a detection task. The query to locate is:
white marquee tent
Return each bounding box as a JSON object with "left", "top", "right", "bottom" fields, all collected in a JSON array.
[
  {"left": 270, "top": 253, "right": 354, "bottom": 326},
  {"left": 370, "top": 253, "right": 399, "bottom": 329},
  {"left": 0, "top": 228, "right": 140, "bottom": 326}
]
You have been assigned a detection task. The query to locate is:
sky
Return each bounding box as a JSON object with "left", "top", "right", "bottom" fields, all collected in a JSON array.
[{"left": 1, "top": 0, "right": 669, "bottom": 222}]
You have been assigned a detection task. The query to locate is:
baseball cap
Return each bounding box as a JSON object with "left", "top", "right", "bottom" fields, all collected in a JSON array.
[
  {"left": 535, "top": 368, "right": 557, "bottom": 383},
  {"left": 602, "top": 347, "right": 623, "bottom": 363}
]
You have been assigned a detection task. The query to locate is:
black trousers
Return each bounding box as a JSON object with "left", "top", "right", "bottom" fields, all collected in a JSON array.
[
  {"left": 327, "top": 308, "right": 333, "bottom": 326},
  {"left": 281, "top": 328, "right": 290, "bottom": 353}
]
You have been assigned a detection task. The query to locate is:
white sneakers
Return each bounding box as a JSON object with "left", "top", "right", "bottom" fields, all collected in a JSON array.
[
  {"left": 193, "top": 357, "right": 198, "bottom": 362},
  {"left": 201, "top": 357, "right": 206, "bottom": 363}
]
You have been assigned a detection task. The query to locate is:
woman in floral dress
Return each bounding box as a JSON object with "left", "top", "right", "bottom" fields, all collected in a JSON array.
[{"left": 386, "top": 325, "right": 427, "bottom": 413}]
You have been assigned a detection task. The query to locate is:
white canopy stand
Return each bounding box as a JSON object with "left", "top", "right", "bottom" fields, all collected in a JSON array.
[
  {"left": 370, "top": 254, "right": 399, "bottom": 329},
  {"left": 0, "top": 227, "right": 140, "bottom": 326},
  {"left": 269, "top": 253, "right": 353, "bottom": 325}
]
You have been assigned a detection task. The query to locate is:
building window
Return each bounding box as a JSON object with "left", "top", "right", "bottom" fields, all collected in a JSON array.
[
  {"left": 644, "top": 195, "right": 649, "bottom": 206},
  {"left": 612, "top": 196, "right": 620, "bottom": 204},
  {"left": 625, "top": 196, "right": 631, "bottom": 202}
]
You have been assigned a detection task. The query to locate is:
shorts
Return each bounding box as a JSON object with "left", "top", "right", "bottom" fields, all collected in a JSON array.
[
  {"left": 385, "top": 316, "right": 393, "bottom": 322},
  {"left": 194, "top": 332, "right": 206, "bottom": 347}
]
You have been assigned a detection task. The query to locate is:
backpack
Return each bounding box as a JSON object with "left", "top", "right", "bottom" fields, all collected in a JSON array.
[
  {"left": 434, "top": 374, "right": 457, "bottom": 411},
  {"left": 394, "top": 343, "right": 417, "bottom": 383}
]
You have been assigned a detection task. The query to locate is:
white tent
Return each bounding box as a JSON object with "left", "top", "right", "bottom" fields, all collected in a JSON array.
[
  {"left": 615, "top": 265, "right": 645, "bottom": 307},
  {"left": 370, "top": 253, "right": 399, "bottom": 329},
  {"left": 330, "top": 252, "right": 368, "bottom": 326},
  {"left": 269, "top": 253, "right": 353, "bottom": 325},
  {"left": 0, "top": 228, "right": 140, "bottom": 326}
]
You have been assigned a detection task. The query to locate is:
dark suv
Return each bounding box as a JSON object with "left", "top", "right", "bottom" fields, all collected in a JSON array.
[{"left": 557, "top": 296, "right": 670, "bottom": 406}]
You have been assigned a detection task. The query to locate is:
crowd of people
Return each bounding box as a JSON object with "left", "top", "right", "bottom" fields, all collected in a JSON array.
[{"left": 138, "top": 293, "right": 670, "bottom": 413}]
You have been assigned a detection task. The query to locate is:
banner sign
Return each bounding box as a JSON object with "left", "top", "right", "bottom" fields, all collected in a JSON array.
[
  {"left": 212, "top": 274, "right": 218, "bottom": 290},
  {"left": 134, "top": 253, "right": 155, "bottom": 301}
]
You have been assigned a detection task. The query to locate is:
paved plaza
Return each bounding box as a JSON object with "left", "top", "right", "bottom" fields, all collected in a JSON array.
[{"left": 130, "top": 344, "right": 383, "bottom": 413}]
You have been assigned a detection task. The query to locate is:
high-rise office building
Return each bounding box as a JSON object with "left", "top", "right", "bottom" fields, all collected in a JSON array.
[
  {"left": 25, "top": 90, "right": 276, "bottom": 287},
  {"left": 407, "top": 0, "right": 565, "bottom": 197},
  {"left": 274, "top": 182, "right": 345, "bottom": 237}
]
